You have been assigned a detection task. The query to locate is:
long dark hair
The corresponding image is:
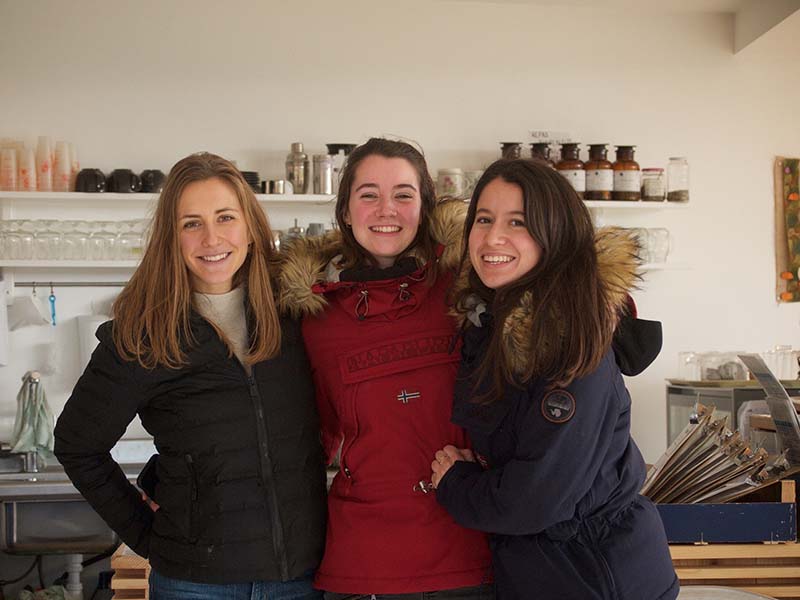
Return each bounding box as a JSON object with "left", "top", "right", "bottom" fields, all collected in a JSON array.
[
  {"left": 334, "top": 138, "right": 439, "bottom": 270},
  {"left": 453, "top": 158, "right": 617, "bottom": 401}
]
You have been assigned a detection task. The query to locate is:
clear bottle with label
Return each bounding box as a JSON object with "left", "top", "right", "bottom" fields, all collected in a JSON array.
[
  {"left": 641, "top": 168, "right": 666, "bottom": 202},
  {"left": 584, "top": 144, "right": 613, "bottom": 200},
  {"left": 612, "top": 145, "right": 641, "bottom": 201},
  {"left": 285, "top": 142, "right": 309, "bottom": 194},
  {"left": 556, "top": 143, "right": 585, "bottom": 198},
  {"left": 667, "top": 157, "right": 689, "bottom": 202},
  {"left": 530, "top": 142, "right": 555, "bottom": 167}
]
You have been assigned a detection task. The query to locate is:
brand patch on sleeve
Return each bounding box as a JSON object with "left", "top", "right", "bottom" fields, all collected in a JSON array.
[{"left": 541, "top": 389, "right": 576, "bottom": 424}]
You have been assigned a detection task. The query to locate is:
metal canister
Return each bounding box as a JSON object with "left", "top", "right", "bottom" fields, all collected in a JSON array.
[
  {"left": 285, "top": 142, "right": 309, "bottom": 194},
  {"left": 313, "top": 154, "right": 334, "bottom": 195}
]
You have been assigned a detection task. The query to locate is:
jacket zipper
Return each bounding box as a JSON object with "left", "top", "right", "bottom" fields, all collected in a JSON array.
[
  {"left": 185, "top": 454, "right": 198, "bottom": 543},
  {"left": 244, "top": 368, "right": 290, "bottom": 580}
]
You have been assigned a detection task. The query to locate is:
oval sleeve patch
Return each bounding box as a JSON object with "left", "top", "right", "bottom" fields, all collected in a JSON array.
[{"left": 541, "top": 389, "right": 576, "bottom": 424}]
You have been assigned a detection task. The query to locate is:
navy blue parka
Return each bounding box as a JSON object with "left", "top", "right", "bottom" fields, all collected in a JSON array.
[{"left": 436, "top": 229, "right": 679, "bottom": 600}]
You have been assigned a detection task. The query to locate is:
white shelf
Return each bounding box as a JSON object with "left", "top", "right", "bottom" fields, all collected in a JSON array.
[
  {"left": 0, "top": 191, "right": 335, "bottom": 204},
  {"left": 0, "top": 260, "right": 138, "bottom": 268},
  {"left": 642, "top": 262, "right": 691, "bottom": 271},
  {"left": 583, "top": 200, "right": 688, "bottom": 209}
]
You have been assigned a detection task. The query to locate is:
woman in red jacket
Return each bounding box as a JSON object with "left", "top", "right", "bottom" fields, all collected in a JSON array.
[{"left": 277, "top": 138, "right": 493, "bottom": 599}]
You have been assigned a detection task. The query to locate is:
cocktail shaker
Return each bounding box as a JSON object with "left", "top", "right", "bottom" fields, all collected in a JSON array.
[{"left": 285, "top": 142, "right": 309, "bottom": 194}]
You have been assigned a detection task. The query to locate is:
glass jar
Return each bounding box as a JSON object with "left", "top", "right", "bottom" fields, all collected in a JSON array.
[
  {"left": 529, "top": 142, "right": 554, "bottom": 167},
  {"left": 584, "top": 144, "right": 613, "bottom": 200},
  {"left": 641, "top": 168, "right": 666, "bottom": 202},
  {"left": 667, "top": 157, "right": 689, "bottom": 202},
  {"left": 500, "top": 142, "right": 522, "bottom": 159},
  {"left": 437, "top": 168, "right": 464, "bottom": 197},
  {"left": 556, "top": 143, "right": 584, "bottom": 198},
  {"left": 612, "top": 145, "right": 641, "bottom": 201}
]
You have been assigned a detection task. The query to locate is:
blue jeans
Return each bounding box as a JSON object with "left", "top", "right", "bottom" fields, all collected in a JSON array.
[{"left": 149, "top": 569, "right": 323, "bottom": 600}]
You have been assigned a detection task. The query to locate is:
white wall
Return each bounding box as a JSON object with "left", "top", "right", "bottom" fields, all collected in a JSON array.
[{"left": 2, "top": 0, "right": 800, "bottom": 464}]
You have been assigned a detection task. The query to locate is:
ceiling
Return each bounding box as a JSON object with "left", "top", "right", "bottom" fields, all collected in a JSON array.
[{"left": 445, "top": 0, "right": 749, "bottom": 13}]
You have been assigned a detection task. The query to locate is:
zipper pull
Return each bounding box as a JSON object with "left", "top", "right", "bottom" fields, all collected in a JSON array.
[{"left": 413, "top": 480, "right": 435, "bottom": 494}]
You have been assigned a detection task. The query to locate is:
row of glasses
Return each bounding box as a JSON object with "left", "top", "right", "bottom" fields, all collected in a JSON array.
[{"left": 0, "top": 219, "right": 149, "bottom": 261}]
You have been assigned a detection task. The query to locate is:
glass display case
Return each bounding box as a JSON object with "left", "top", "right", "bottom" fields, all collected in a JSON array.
[{"left": 666, "top": 382, "right": 800, "bottom": 445}]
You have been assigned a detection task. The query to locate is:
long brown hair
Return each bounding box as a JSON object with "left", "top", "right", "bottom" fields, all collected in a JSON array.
[
  {"left": 453, "top": 158, "right": 617, "bottom": 401},
  {"left": 334, "top": 138, "right": 439, "bottom": 271},
  {"left": 112, "top": 152, "right": 281, "bottom": 369}
]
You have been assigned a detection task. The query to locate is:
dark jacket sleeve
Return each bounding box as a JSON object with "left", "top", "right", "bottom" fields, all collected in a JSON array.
[
  {"left": 436, "top": 355, "right": 624, "bottom": 536},
  {"left": 54, "top": 323, "right": 153, "bottom": 557}
]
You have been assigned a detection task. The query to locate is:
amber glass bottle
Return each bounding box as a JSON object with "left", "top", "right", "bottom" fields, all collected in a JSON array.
[
  {"left": 584, "top": 144, "right": 613, "bottom": 200},
  {"left": 530, "top": 142, "right": 555, "bottom": 167},
  {"left": 500, "top": 142, "right": 522, "bottom": 159},
  {"left": 612, "top": 145, "right": 641, "bottom": 201},
  {"left": 556, "top": 143, "right": 584, "bottom": 198}
]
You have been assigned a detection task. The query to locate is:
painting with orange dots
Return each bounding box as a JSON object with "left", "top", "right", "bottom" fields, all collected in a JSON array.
[{"left": 775, "top": 157, "right": 800, "bottom": 302}]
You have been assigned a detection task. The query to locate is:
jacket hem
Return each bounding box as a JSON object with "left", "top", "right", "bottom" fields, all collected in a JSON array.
[{"left": 313, "top": 566, "right": 491, "bottom": 595}]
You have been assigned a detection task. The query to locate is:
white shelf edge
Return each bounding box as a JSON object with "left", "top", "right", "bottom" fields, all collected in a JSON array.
[
  {"left": 0, "top": 260, "right": 139, "bottom": 268},
  {"left": 0, "top": 191, "right": 335, "bottom": 204},
  {"left": 584, "top": 200, "right": 689, "bottom": 209},
  {"left": 642, "top": 262, "right": 691, "bottom": 271}
]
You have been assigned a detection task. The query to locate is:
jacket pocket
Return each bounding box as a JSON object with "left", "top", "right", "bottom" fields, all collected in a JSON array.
[
  {"left": 185, "top": 454, "right": 199, "bottom": 542},
  {"left": 337, "top": 328, "right": 458, "bottom": 384}
]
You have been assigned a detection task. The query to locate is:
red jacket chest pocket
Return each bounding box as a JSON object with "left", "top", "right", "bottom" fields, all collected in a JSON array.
[{"left": 338, "top": 328, "right": 459, "bottom": 384}]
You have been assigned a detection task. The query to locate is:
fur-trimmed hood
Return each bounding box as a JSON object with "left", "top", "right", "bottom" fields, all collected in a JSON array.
[
  {"left": 275, "top": 198, "right": 468, "bottom": 318},
  {"left": 451, "top": 227, "right": 641, "bottom": 378}
]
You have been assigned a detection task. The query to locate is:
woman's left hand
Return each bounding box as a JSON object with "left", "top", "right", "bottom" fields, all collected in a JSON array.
[{"left": 431, "top": 445, "right": 475, "bottom": 488}]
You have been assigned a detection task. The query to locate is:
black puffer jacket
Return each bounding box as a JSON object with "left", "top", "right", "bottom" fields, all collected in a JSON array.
[{"left": 54, "top": 313, "right": 327, "bottom": 584}]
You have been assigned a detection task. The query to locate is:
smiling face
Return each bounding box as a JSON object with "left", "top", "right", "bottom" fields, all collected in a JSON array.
[
  {"left": 468, "top": 177, "right": 542, "bottom": 289},
  {"left": 344, "top": 155, "right": 422, "bottom": 268},
  {"left": 178, "top": 177, "right": 251, "bottom": 294}
]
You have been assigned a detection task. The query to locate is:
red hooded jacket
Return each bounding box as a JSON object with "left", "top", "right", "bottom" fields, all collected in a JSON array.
[{"left": 277, "top": 202, "right": 492, "bottom": 594}]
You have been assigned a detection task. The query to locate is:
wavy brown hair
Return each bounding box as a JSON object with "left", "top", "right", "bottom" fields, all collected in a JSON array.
[
  {"left": 112, "top": 152, "right": 281, "bottom": 369},
  {"left": 334, "top": 138, "right": 439, "bottom": 273},
  {"left": 453, "top": 158, "right": 617, "bottom": 401}
]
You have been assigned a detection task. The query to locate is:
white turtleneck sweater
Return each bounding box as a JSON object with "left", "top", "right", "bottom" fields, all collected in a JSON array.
[{"left": 192, "top": 287, "right": 250, "bottom": 373}]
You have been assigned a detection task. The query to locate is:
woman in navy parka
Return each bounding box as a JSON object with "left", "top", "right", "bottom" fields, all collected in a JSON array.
[{"left": 431, "top": 159, "right": 679, "bottom": 600}]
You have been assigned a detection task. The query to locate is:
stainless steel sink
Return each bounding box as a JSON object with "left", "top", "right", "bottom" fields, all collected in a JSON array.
[
  {"left": 0, "top": 450, "right": 38, "bottom": 474},
  {"left": 0, "top": 463, "right": 143, "bottom": 554}
]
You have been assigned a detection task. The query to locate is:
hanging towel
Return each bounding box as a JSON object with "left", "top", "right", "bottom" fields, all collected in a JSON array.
[{"left": 11, "top": 370, "right": 55, "bottom": 457}]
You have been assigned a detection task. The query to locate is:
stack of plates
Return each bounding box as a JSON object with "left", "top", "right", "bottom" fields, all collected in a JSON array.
[{"left": 240, "top": 171, "right": 260, "bottom": 193}]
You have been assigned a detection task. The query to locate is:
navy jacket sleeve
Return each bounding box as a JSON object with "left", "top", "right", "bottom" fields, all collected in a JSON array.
[
  {"left": 436, "top": 354, "right": 625, "bottom": 536},
  {"left": 54, "top": 324, "right": 153, "bottom": 557}
]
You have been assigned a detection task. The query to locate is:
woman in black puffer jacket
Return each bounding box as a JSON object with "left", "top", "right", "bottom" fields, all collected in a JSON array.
[{"left": 55, "top": 152, "right": 326, "bottom": 600}]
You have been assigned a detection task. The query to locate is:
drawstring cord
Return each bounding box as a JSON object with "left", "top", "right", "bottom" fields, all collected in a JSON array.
[{"left": 355, "top": 289, "right": 369, "bottom": 320}]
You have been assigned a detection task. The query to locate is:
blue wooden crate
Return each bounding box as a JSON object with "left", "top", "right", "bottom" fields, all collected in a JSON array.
[{"left": 657, "top": 501, "right": 796, "bottom": 543}]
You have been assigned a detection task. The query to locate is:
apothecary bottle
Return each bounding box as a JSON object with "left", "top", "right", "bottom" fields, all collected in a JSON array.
[
  {"left": 584, "top": 144, "right": 613, "bottom": 200},
  {"left": 667, "top": 157, "right": 689, "bottom": 202},
  {"left": 641, "top": 168, "right": 666, "bottom": 202},
  {"left": 500, "top": 142, "right": 522, "bottom": 159},
  {"left": 530, "top": 142, "right": 555, "bottom": 167},
  {"left": 285, "top": 142, "right": 310, "bottom": 194},
  {"left": 556, "top": 143, "right": 585, "bottom": 198},
  {"left": 612, "top": 145, "right": 641, "bottom": 201}
]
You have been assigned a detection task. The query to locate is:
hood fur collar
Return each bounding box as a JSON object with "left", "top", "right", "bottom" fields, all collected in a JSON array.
[
  {"left": 275, "top": 199, "right": 467, "bottom": 318},
  {"left": 451, "top": 227, "right": 640, "bottom": 377}
]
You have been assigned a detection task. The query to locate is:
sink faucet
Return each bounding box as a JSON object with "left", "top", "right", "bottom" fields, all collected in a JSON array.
[{"left": 22, "top": 450, "right": 39, "bottom": 473}]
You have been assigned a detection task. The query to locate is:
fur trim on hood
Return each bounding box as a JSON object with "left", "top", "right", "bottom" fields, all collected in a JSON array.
[
  {"left": 451, "top": 227, "right": 640, "bottom": 378},
  {"left": 275, "top": 198, "right": 468, "bottom": 318}
]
